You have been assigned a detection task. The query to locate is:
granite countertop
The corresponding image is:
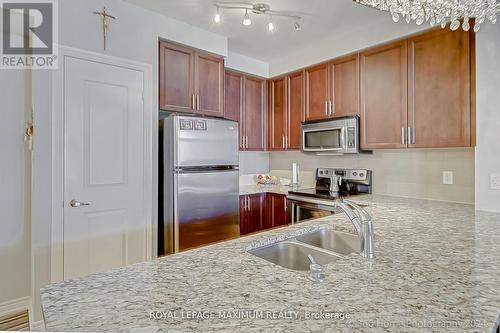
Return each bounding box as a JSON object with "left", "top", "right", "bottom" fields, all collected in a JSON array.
[
  {"left": 41, "top": 195, "right": 500, "bottom": 332},
  {"left": 239, "top": 183, "right": 315, "bottom": 195},
  {"left": 239, "top": 183, "right": 299, "bottom": 195}
]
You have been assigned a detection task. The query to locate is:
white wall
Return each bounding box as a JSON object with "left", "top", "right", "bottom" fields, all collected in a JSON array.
[
  {"left": 225, "top": 52, "right": 269, "bottom": 77},
  {"left": 475, "top": 23, "right": 500, "bottom": 213},
  {"left": 30, "top": 70, "right": 53, "bottom": 322},
  {"left": 28, "top": 0, "right": 231, "bottom": 322},
  {"left": 58, "top": 0, "right": 227, "bottom": 61},
  {"left": 0, "top": 62, "right": 31, "bottom": 303},
  {"left": 269, "top": 21, "right": 427, "bottom": 77}
]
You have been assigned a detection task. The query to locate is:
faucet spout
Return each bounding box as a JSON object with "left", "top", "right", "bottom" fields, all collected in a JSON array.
[{"left": 334, "top": 199, "right": 375, "bottom": 260}]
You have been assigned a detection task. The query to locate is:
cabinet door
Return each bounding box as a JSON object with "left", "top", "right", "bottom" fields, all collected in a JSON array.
[
  {"left": 195, "top": 52, "right": 224, "bottom": 117},
  {"left": 287, "top": 71, "right": 304, "bottom": 150},
  {"left": 331, "top": 55, "right": 359, "bottom": 117},
  {"left": 240, "top": 194, "right": 264, "bottom": 235},
  {"left": 244, "top": 76, "right": 266, "bottom": 151},
  {"left": 360, "top": 41, "right": 408, "bottom": 149},
  {"left": 269, "top": 77, "right": 286, "bottom": 150},
  {"left": 239, "top": 196, "right": 248, "bottom": 236},
  {"left": 270, "top": 193, "right": 288, "bottom": 228},
  {"left": 304, "top": 64, "right": 331, "bottom": 121},
  {"left": 224, "top": 71, "right": 244, "bottom": 149},
  {"left": 159, "top": 41, "right": 194, "bottom": 112},
  {"left": 261, "top": 193, "right": 287, "bottom": 231},
  {"left": 408, "top": 29, "right": 472, "bottom": 148},
  {"left": 224, "top": 71, "right": 243, "bottom": 122}
]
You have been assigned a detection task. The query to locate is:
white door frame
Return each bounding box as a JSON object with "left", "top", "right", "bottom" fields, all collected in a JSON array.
[{"left": 51, "top": 46, "right": 155, "bottom": 283}]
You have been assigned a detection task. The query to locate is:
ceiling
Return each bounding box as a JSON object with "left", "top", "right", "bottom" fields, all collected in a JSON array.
[{"left": 124, "top": 0, "right": 392, "bottom": 62}]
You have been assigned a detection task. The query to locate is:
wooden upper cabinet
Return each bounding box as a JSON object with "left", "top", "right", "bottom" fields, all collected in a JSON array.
[
  {"left": 408, "top": 29, "right": 473, "bottom": 148},
  {"left": 243, "top": 76, "right": 266, "bottom": 151},
  {"left": 269, "top": 77, "right": 286, "bottom": 150},
  {"left": 360, "top": 40, "right": 408, "bottom": 149},
  {"left": 159, "top": 40, "right": 224, "bottom": 116},
  {"left": 304, "top": 63, "right": 331, "bottom": 121},
  {"left": 331, "top": 54, "right": 359, "bottom": 117},
  {"left": 195, "top": 53, "right": 224, "bottom": 117},
  {"left": 224, "top": 70, "right": 243, "bottom": 123},
  {"left": 287, "top": 71, "right": 304, "bottom": 150},
  {"left": 159, "top": 41, "right": 194, "bottom": 112}
]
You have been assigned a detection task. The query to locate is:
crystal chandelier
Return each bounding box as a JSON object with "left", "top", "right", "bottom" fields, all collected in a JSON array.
[{"left": 353, "top": 0, "right": 500, "bottom": 32}]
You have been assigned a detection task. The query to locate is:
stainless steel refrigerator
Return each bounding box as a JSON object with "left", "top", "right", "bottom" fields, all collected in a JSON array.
[{"left": 159, "top": 114, "right": 240, "bottom": 255}]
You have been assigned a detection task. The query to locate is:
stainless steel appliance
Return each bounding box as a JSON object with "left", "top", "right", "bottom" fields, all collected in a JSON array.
[
  {"left": 302, "top": 116, "right": 359, "bottom": 154},
  {"left": 159, "top": 115, "right": 240, "bottom": 255},
  {"left": 287, "top": 168, "right": 372, "bottom": 224}
]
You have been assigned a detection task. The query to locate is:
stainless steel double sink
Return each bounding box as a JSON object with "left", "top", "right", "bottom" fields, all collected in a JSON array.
[{"left": 248, "top": 229, "right": 360, "bottom": 271}]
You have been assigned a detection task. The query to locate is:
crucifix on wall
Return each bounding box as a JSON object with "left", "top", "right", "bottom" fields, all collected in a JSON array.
[{"left": 93, "top": 7, "right": 116, "bottom": 50}]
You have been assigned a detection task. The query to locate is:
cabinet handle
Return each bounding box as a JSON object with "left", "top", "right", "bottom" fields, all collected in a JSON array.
[
  {"left": 407, "top": 126, "right": 411, "bottom": 146},
  {"left": 285, "top": 136, "right": 288, "bottom": 149},
  {"left": 196, "top": 95, "right": 200, "bottom": 110},
  {"left": 329, "top": 100, "right": 333, "bottom": 116},
  {"left": 325, "top": 101, "right": 328, "bottom": 116},
  {"left": 411, "top": 127, "right": 415, "bottom": 145},
  {"left": 402, "top": 127, "right": 406, "bottom": 145},
  {"left": 282, "top": 136, "right": 285, "bottom": 149},
  {"left": 191, "top": 94, "right": 195, "bottom": 109},
  {"left": 245, "top": 136, "right": 248, "bottom": 149}
]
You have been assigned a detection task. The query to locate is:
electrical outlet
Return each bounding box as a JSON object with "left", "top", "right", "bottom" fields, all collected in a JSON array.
[
  {"left": 442, "top": 171, "right": 454, "bottom": 185},
  {"left": 490, "top": 173, "right": 500, "bottom": 190}
]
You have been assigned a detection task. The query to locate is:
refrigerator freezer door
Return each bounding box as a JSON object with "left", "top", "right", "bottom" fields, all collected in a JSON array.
[
  {"left": 175, "top": 169, "right": 240, "bottom": 252},
  {"left": 175, "top": 116, "right": 239, "bottom": 167}
]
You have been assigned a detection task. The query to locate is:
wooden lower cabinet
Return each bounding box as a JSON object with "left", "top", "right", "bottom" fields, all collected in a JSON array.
[
  {"left": 265, "top": 193, "right": 288, "bottom": 228},
  {"left": 239, "top": 193, "right": 288, "bottom": 236},
  {"left": 239, "top": 193, "right": 264, "bottom": 236}
]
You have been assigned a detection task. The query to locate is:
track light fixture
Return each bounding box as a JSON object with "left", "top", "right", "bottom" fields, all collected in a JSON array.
[
  {"left": 214, "top": 6, "right": 221, "bottom": 23},
  {"left": 268, "top": 16, "right": 275, "bottom": 31},
  {"left": 214, "top": 2, "right": 302, "bottom": 32},
  {"left": 243, "top": 9, "right": 252, "bottom": 26}
]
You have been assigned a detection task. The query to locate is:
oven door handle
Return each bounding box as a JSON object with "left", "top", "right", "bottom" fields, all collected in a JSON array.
[{"left": 287, "top": 194, "right": 337, "bottom": 207}]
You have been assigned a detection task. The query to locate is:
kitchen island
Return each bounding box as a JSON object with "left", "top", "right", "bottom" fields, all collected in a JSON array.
[{"left": 41, "top": 195, "right": 500, "bottom": 332}]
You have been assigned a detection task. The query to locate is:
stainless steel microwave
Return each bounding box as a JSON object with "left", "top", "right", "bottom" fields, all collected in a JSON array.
[{"left": 301, "top": 116, "right": 359, "bottom": 154}]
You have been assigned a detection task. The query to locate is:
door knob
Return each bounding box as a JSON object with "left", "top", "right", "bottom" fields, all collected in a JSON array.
[{"left": 70, "top": 199, "right": 91, "bottom": 207}]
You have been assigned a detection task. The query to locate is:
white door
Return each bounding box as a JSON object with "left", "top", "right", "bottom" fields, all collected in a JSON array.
[{"left": 63, "top": 56, "right": 146, "bottom": 280}]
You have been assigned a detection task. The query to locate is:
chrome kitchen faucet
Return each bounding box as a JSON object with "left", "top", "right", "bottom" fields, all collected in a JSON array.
[{"left": 334, "top": 199, "right": 375, "bottom": 260}]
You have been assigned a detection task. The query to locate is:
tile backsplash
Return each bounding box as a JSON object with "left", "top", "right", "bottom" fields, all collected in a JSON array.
[
  {"left": 269, "top": 149, "right": 475, "bottom": 204},
  {"left": 239, "top": 152, "right": 270, "bottom": 175}
]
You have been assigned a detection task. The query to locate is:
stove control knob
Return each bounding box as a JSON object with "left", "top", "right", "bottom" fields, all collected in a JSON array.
[
  {"left": 352, "top": 171, "right": 358, "bottom": 176},
  {"left": 359, "top": 172, "right": 365, "bottom": 178}
]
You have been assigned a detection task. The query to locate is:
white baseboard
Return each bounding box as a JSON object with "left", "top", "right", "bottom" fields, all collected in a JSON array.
[
  {"left": 30, "top": 320, "right": 46, "bottom": 332},
  {"left": 0, "top": 296, "right": 31, "bottom": 317}
]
